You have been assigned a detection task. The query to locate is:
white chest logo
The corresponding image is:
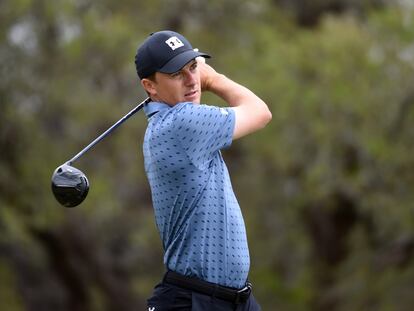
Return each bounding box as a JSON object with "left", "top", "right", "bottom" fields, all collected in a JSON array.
[{"left": 165, "top": 36, "right": 184, "bottom": 50}]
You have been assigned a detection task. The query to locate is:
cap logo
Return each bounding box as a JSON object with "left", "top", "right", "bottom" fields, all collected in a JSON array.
[{"left": 165, "top": 36, "right": 184, "bottom": 50}]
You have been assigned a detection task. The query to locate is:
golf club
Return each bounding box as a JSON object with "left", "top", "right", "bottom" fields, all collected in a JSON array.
[{"left": 51, "top": 97, "right": 151, "bottom": 207}]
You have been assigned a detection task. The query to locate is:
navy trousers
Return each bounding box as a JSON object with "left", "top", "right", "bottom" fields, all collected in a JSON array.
[{"left": 147, "top": 282, "right": 262, "bottom": 311}]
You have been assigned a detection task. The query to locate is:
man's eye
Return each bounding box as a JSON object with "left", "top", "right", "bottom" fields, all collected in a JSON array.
[
  {"left": 171, "top": 72, "right": 181, "bottom": 78},
  {"left": 190, "top": 63, "right": 198, "bottom": 71}
]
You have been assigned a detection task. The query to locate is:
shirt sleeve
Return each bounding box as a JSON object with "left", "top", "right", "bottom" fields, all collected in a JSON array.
[{"left": 173, "top": 103, "right": 235, "bottom": 169}]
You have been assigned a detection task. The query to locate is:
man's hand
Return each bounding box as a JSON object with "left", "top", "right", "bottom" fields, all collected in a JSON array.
[{"left": 197, "top": 57, "right": 220, "bottom": 92}]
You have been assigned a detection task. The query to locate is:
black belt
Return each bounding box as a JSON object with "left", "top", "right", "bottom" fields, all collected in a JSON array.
[{"left": 164, "top": 270, "right": 252, "bottom": 304}]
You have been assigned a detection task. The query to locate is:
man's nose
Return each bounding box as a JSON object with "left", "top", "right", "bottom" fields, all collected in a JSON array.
[{"left": 183, "top": 70, "right": 196, "bottom": 85}]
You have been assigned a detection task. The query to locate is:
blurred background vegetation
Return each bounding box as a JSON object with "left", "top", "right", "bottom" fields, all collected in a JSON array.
[{"left": 1, "top": 0, "right": 414, "bottom": 310}]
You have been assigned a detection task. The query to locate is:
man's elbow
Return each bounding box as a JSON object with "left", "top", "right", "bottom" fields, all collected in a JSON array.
[{"left": 259, "top": 105, "right": 272, "bottom": 128}]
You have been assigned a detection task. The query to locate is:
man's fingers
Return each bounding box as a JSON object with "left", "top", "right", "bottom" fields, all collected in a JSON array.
[
  {"left": 194, "top": 48, "right": 206, "bottom": 64},
  {"left": 196, "top": 56, "right": 206, "bottom": 64}
]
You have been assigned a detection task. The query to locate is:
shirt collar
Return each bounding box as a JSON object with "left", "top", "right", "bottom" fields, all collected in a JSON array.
[{"left": 143, "top": 101, "right": 171, "bottom": 118}]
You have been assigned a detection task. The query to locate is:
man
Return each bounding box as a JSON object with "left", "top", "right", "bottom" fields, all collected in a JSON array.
[{"left": 135, "top": 30, "right": 271, "bottom": 311}]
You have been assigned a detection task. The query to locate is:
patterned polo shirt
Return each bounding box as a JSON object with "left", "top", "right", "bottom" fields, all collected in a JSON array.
[{"left": 143, "top": 101, "right": 250, "bottom": 289}]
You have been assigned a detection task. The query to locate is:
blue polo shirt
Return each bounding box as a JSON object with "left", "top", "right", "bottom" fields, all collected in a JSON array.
[{"left": 143, "top": 101, "right": 250, "bottom": 289}]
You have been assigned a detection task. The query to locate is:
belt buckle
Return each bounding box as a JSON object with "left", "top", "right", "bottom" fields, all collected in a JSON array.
[{"left": 234, "top": 282, "right": 252, "bottom": 304}]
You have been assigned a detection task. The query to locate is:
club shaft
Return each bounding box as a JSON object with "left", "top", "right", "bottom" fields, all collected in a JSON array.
[{"left": 67, "top": 98, "right": 150, "bottom": 165}]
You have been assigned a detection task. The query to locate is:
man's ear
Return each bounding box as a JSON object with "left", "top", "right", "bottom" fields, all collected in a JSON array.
[{"left": 141, "top": 78, "right": 157, "bottom": 97}]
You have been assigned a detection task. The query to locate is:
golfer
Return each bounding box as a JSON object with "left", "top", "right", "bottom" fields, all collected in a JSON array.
[{"left": 135, "top": 30, "right": 271, "bottom": 311}]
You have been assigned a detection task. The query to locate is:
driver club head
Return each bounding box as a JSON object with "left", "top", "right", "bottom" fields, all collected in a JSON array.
[{"left": 51, "top": 163, "right": 89, "bottom": 207}]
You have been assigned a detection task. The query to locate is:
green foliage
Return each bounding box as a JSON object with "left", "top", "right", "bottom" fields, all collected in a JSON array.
[
  {"left": 0, "top": 259, "right": 23, "bottom": 311},
  {"left": 1, "top": 0, "right": 414, "bottom": 310}
]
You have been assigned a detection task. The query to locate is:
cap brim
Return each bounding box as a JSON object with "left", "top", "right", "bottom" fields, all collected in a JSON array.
[{"left": 159, "top": 50, "right": 210, "bottom": 74}]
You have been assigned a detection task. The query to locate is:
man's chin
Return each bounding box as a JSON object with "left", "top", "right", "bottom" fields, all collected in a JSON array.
[
  {"left": 191, "top": 98, "right": 201, "bottom": 104},
  {"left": 184, "top": 92, "right": 200, "bottom": 104}
]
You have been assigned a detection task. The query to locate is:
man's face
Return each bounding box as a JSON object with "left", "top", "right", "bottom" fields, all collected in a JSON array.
[{"left": 143, "top": 59, "right": 201, "bottom": 106}]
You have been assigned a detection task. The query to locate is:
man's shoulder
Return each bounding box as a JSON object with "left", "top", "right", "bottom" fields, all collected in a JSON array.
[{"left": 172, "top": 102, "right": 233, "bottom": 121}]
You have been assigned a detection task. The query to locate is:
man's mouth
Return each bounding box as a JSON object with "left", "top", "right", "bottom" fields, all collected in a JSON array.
[{"left": 185, "top": 90, "right": 198, "bottom": 98}]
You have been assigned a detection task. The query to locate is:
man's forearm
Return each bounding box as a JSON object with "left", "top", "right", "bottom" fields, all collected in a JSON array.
[{"left": 206, "top": 73, "right": 267, "bottom": 109}]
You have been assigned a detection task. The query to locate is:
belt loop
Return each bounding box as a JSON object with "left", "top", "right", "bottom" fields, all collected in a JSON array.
[
  {"left": 234, "top": 291, "right": 241, "bottom": 305},
  {"left": 212, "top": 284, "right": 219, "bottom": 298}
]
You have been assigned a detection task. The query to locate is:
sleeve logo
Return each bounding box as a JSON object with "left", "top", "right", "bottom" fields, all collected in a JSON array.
[
  {"left": 165, "top": 36, "right": 184, "bottom": 50},
  {"left": 220, "top": 108, "right": 229, "bottom": 116}
]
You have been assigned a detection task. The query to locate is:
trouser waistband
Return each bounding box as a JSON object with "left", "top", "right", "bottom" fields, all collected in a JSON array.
[{"left": 163, "top": 270, "right": 252, "bottom": 304}]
